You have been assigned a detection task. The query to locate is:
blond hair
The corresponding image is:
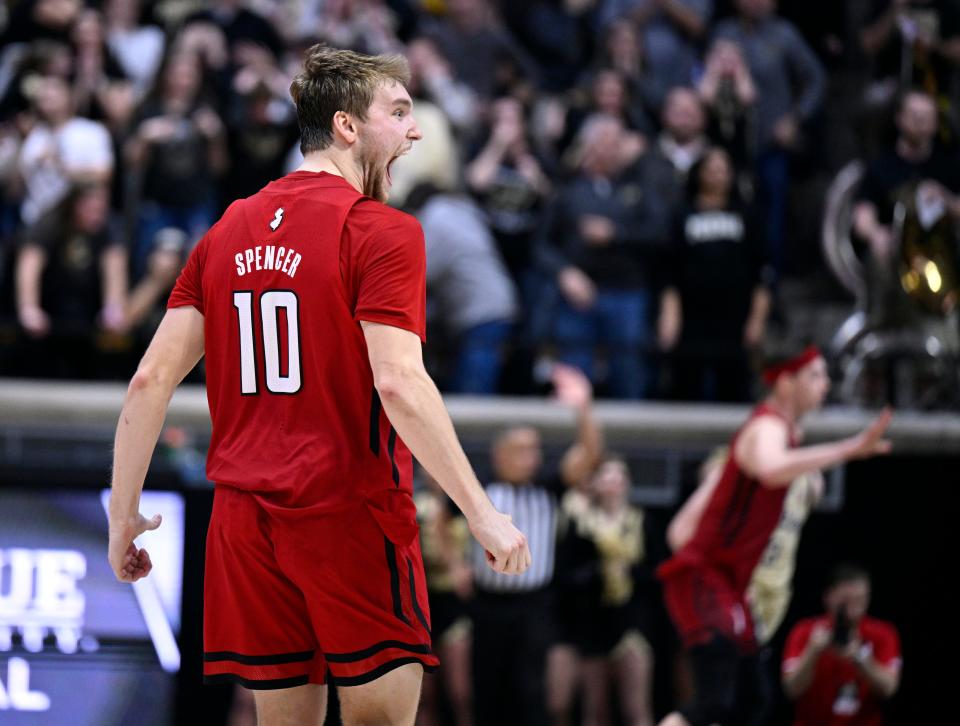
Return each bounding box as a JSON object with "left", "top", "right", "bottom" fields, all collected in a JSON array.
[{"left": 289, "top": 45, "right": 411, "bottom": 154}]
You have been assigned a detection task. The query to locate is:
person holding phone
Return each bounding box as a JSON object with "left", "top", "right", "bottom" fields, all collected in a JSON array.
[{"left": 782, "top": 563, "right": 902, "bottom": 726}]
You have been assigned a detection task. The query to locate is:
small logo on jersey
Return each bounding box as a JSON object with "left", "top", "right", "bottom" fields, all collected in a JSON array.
[{"left": 269, "top": 208, "right": 284, "bottom": 231}]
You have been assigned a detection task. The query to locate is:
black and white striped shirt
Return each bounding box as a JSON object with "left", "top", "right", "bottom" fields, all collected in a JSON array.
[{"left": 471, "top": 480, "right": 557, "bottom": 593}]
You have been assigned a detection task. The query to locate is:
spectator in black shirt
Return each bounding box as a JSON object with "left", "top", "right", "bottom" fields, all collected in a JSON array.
[
  {"left": 854, "top": 88, "right": 960, "bottom": 327},
  {"left": 855, "top": 89, "right": 960, "bottom": 262},
  {"left": 14, "top": 181, "right": 126, "bottom": 375},
  {"left": 221, "top": 44, "right": 299, "bottom": 204},
  {"left": 126, "top": 52, "right": 226, "bottom": 278},
  {"left": 645, "top": 86, "right": 710, "bottom": 218},
  {"left": 697, "top": 39, "right": 758, "bottom": 174},
  {"left": 69, "top": 8, "right": 132, "bottom": 122},
  {"left": 536, "top": 114, "right": 669, "bottom": 399},
  {"left": 185, "top": 0, "right": 285, "bottom": 63},
  {"left": 466, "top": 97, "right": 552, "bottom": 286},
  {"left": 422, "top": 0, "right": 540, "bottom": 101},
  {"left": 860, "top": 0, "right": 960, "bottom": 136},
  {"left": 658, "top": 147, "right": 771, "bottom": 402}
]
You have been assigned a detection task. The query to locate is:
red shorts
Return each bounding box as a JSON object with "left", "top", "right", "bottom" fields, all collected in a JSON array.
[
  {"left": 203, "top": 485, "right": 439, "bottom": 689},
  {"left": 659, "top": 562, "right": 756, "bottom": 653}
]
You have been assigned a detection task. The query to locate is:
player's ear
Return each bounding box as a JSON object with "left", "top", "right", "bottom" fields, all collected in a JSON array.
[{"left": 332, "top": 111, "right": 358, "bottom": 144}]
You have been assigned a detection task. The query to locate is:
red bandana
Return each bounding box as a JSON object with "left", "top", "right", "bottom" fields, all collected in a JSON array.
[{"left": 762, "top": 345, "right": 821, "bottom": 386}]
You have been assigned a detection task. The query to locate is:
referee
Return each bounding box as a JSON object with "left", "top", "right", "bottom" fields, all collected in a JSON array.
[{"left": 471, "top": 364, "right": 602, "bottom": 726}]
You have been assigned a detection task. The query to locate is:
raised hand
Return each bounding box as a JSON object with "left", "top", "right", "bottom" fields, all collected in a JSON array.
[{"left": 848, "top": 408, "right": 893, "bottom": 459}]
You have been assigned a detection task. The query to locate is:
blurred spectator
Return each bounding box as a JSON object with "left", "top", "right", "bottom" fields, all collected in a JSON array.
[
  {"left": 388, "top": 38, "right": 465, "bottom": 206},
  {"left": 13, "top": 182, "right": 125, "bottom": 374},
  {"left": 599, "top": 0, "right": 714, "bottom": 111},
  {"left": 860, "top": 0, "right": 960, "bottom": 137},
  {"left": 854, "top": 89, "right": 960, "bottom": 262},
  {"left": 591, "top": 18, "right": 661, "bottom": 119},
  {"left": 697, "top": 38, "right": 757, "bottom": 173},
  {"left": 658, "top": 147, "right": 771, "bottom": 402},
  {"left": 413, "top": 188, "right": 519, "bottom": 394},
  {"left": 104, "top": 0, "right": 166, "bottom": 99},
  {"left": 222, "top": 43, "right": 299, "bottom": 203},
  {"left": 853, "top": 89, "right": 960, "bottom": 322},
  {"left": 783, "top": 564, "right": 902, "bottom": 726},
  {"left": 559, "top": 67, "right": 653, "bottom": 158},
  {"left": 535, "top": 114, "right": 669, "bottom": 399},
  {"left": 465, "top": 96, "right": 551, "bottom": 284},
  {"left": 406, "top": 36, "right": 480, "bottom": 138},
  {"left": 416, "top": 474, "right": 474, "bottom": 726},
  {"left": 646, "top": 86, "right": 709, "bottom": 212},
  {"left": 470, "top": 364, "right": 602, "bottom": 726},
  {"left": 185, "top": 0, "right": 285, "bottom": 65},
  {"left": 714, "top": 0, "right": 827, "bottom": 283},
  {"left": 126, "top": 52, "right": 226, "bottom": 277},
  {"left": 500, "top": 0, "right": 596, "bottom": 92},
  {"left": 0, "top": 0, "right": 81, "bottom": 47},
  {"left": 574, "top": 455, "right": 655, "bottom": 726},
  {"left": 69, "top": 7, "right": 132, "bottom": 121},
  {"left": 313, "top": 0, "right": 405, "bottom": 56},
  {"left": 18, "top": 72, "right": 114, "bottom": 225},
  {"left": 422, "top": 0, "right": 540, "bottom": 101}
]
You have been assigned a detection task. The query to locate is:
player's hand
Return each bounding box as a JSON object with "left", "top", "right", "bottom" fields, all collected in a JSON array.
[
  {"left": 108, "top": 512, "right": 162, "bottom": 583},
  {"left": 469, "top": 509, "right": 531, "bottom": 576},
  {"left": 847, "top": 408, "right": 894, "bottom": 460}
]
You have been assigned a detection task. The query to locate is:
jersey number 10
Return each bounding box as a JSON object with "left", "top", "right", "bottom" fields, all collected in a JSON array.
[{"left": 233, "top": 290, "right": 302, "bottom": 394}]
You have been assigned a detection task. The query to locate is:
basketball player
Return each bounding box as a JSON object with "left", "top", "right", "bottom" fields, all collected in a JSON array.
[
  {"left": 657, "top": 345, "right": 892, "bottom": 726},
  {"left": 107, "top": 46, "right": 530, "bottom": 726},
  {"left": 668, "top": 447, "right": 824, "bottom": 725}
]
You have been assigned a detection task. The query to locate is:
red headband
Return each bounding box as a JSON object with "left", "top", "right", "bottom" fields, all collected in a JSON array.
[{"left": 762, "top": 345, "right": 821, "bottom": 386}]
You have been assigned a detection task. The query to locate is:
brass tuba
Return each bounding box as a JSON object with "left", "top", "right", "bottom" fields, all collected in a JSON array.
[{"left": 892, "top": 180, "right": 959, "bottom": 315}]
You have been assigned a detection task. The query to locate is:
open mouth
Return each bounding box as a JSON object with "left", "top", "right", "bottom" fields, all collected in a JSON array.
[{"left": 386, "top": 146, "right": 411, "bottom": 185}]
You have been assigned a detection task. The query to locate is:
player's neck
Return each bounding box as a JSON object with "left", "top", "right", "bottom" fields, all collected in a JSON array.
[
  {"left": 763, "top": 394, "right": 798, "bottom": 424},
  {"left": 298, "top": 150, "right": 363, "bottom": 193}
]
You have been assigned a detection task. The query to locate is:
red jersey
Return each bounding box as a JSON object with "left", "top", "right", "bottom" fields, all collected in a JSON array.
[
  {"left": 659, "top": 403, "right": 797, "bottom": 594},
  {"left": 167, "top": 171, "right": 426, "bottom": 512},
  {"left": 783, "top": 615, "right": 902, "bottom": 726}
]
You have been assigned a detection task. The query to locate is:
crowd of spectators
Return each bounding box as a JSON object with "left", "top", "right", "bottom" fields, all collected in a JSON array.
[{"left": 1, "top": 0, "right": 959, "bottom": 405}]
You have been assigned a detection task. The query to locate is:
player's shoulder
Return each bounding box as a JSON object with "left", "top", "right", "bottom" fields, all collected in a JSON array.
[
  {"left": 345, "top": 199, "right": 424, "bottom": 254},
  {"left": 348, "top": 197, "right": 422, "bottom": 232}
]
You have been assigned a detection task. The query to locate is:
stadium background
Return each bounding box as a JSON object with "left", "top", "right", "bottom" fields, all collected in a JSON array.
[{"left": 1, "top": 0, "right": 959, "bottom": 724}]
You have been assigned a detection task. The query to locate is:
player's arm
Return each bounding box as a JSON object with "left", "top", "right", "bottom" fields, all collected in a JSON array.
[
  {"left": 362, "top": 321, "right": 530, "bottom": 576},
  {"left": 734, "top": 410, "right": 892, "bottom": 488},
  {"left": 108, "top": 306, "right": 205, "bottom": 582},
  {"left": 666, "top": 456, "right": 724, "bottom": 552}
]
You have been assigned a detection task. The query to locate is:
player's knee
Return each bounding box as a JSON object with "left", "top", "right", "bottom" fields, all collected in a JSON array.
[
  {"left": 338, "top": 663, "right": 423, "bottom": 726},
  {"left": 340, "top": 700, "right": 417, "bottom": 726}
]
